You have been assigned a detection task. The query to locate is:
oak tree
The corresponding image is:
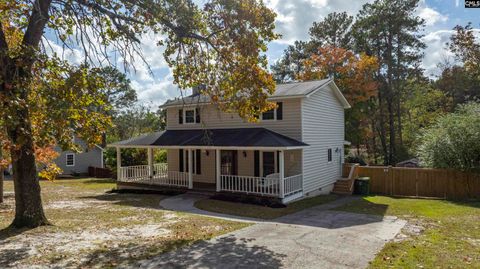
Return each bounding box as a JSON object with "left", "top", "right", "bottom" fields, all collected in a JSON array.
[{"left": 0, "top": 0, "right": 278, "bottom": 228}]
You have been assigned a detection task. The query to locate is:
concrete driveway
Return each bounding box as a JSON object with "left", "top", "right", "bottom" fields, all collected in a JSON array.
[{"left": 134, "top": 196, "right": 406, "bottom": 269}]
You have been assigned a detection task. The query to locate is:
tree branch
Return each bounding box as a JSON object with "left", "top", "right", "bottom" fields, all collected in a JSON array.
[
  {"left": 23, "top": 0, "right": 53, "bottom": 48},
  {"left": 0, "top": 22, "right": 8, "bottom": 51}
]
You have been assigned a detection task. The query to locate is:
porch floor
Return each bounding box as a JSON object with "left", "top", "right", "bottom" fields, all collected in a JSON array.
[{"left": 116, "top": 181, "right": 216, "bottom": 194}]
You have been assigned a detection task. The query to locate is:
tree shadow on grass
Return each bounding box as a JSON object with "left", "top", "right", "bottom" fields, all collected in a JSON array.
[
  {"left": 449, "top": 199, "right": 480, "bottom": 209},
  {"left": 331, "top": 196, "right": 390, "bottom": 217},
  {"left": 78, "top": 192, "right": 166, "bottom": 209},
  {"left": 0, "top": 227, "right": 32, "bottom": 267},
  {"left": 66, "top": 234, "right": 286, "bottom": 269}
]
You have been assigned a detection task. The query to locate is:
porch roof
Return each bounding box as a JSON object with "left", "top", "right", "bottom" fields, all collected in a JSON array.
[{"left": 109, "top": 128, "right": 308, "bottom": 149}]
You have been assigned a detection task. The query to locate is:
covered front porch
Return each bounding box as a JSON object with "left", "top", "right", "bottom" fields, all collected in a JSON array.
[{"left": 110, "top": 128, "right": 307, "bottom": 203}]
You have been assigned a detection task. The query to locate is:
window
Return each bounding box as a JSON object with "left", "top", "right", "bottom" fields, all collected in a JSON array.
[
  {"left": 261, "top": 102, "right": 283, "bottom": 121},
  {"left": 66, "top": 153, "right": 75, "bottom": 167},
  {"left": 327, "top": 148, "right": 332, "bottom": 162},
  {"left": 185, "top": 109, "right": 195, "bottom": 123},
  {"left": 221, "top": 150, "right": 237, "bottom": 175},
  {"left": 262, "top": 151, "right": 276, "bottom": 177},
  {"left": 179, "top": 108, "right": 200, "bottom": 124},
  {"left": 262, "top": 109, "right": 275, "bottom": 120}
]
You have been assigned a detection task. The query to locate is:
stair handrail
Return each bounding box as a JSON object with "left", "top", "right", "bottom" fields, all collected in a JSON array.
[{"left": 348, "top": 163, "right": 360, "bottom": 192}]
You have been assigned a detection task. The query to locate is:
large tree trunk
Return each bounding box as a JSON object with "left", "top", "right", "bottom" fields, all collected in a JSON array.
[
  {"left": 387, "top": 98, "right": 396, "bottom": 165},
  {"left": 0, "top": 146, "right": 3, "bottom": 204},
  {"left": 0, "top": 0, "right": 52, "bottom": 228},
  {"left": 377, "top": 86, "right": 389, "bottom": 165},
  {"left": 396, "top": 97, "right": 403, "bottom": 147},
  {"left": 8, "top": 103, "right": 49, "bottom": 228},
  {"left": 0, "top": 168, "right": 3, "bottom": 204}
]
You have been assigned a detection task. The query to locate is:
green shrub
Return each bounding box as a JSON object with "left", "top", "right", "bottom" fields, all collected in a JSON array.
[{"left": 417, "top": 102, "right": 480, "bottom": 172}]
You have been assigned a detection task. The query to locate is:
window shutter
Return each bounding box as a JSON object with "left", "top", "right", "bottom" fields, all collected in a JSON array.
[
  {"left": 179, "top": 149, "right": 184, "bottom": 172},
  {"left": 276, "top": 151, "right": 280, "bottom": 172},
  {"left": 195, "top": 108, "right": 201, "bottom": 123},
  {"left": 232, "top": 150, "right": 238, "bottom": 175},
  {"left": 179, "top": 109, "right": 183, "bottom": 124},
  {"left": 276, "top": 102, "right": 283, "bottom": 120},
  {"left": 254, "top": 150, "right": 260, "bottom": 177},
  {"left": 196, "top": 149, "right": 201, "bottom": 174}
]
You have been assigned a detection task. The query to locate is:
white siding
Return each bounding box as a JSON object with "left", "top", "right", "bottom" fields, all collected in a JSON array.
[
  {"left": 302, "top": 84, "right": 345, "bottom": 194},
  {"left": 166, "top": 98, "right": 302, "bottom": 141}
]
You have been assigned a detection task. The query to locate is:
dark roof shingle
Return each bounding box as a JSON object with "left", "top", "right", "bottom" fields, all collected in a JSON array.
[{"left": 110, "top": 128, "right": 308, "bottom": 148}]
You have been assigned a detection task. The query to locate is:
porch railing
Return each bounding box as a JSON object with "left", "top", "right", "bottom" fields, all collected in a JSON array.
[
  {"left": 220, "top": 174, "right": 303, "bottom": 198},
  {"left": 284, "top": 174, "right": 303, "bottom": 196},
  {"left": 118, "top": 164, "right": 188, "bottom": 188},
  {"left": 118, "top": 165, "right": 150, "bottom": 182}
]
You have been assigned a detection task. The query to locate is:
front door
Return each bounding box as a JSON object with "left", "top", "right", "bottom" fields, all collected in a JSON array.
[
  {"left": 262, "top": 151, "right": 275, "bottom": 177},
  {"left": 221, "top": 150, "right": 237, "bottom": 175}
]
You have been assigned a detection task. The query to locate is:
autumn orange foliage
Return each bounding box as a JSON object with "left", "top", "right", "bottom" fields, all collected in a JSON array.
[{"left": 298, "top": 46, "right": 379, "bottom": 104}]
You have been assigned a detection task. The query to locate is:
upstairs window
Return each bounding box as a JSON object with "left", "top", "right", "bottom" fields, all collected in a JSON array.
[
  {"left": 262, "top": 109, "right": 275, "bottom": 120},
  {"left": 261, "top": 102, "right": 283, "bottom": 121},
  {"left": 66, "top": 153, "right": 75, "bottom": 166},
  {"left": 185, "top": 109, "right": 195, "bottom": 123},
  {"left": 179, "top": 108, "right": 201, "bottom": 124}
]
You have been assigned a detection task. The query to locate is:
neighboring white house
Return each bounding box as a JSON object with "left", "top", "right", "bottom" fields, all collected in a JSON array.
[
  {"left": 54, "top": 137, "right": 104, "bottom": 176},
  {"left": 109, "top": 79, "right": 350, "bottom": 203}
]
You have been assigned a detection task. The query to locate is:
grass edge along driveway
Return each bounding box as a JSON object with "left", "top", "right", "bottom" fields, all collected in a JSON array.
[
  {"left": 334, "top": 195, "right": 480, "bottom": 268},
  {"left": 194, "top": 194, "right": 339, "bottom": 220}
]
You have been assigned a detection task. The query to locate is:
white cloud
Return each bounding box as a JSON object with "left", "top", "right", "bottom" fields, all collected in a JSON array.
[
  {"left": 417, "top": 1, "right": 448, "bottom": 27},
  {"left": 421, "top": 30, "right": 456, "bottom": 77},
  {"left": 44, "top": 38, "right": 84, "bottom": 64},
  {"left": 266, "top": 0, "right": 372, "bottom": 44}
]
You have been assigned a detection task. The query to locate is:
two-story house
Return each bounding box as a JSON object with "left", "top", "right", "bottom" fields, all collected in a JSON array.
[{"left": 110, "top": 79, "right": 350, "bottom": 203}]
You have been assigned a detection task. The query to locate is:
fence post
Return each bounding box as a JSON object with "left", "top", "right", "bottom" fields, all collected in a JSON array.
[{"left": 415, "top": 170, "right": 419, "bottom": 198}]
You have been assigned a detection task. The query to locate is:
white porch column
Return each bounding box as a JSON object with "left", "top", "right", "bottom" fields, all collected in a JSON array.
[
  {"left": 216, "top": 149, "right": 221, "bottom": 192},
  {"left": 116, "top": 147, "right": 121, "bottom": 180},
  {"left": 279, "top": 150, "right": 285, "bottom": 198},
  {"left": 188, "top": 149, "right": 193, "bottom": 189},
  {"left": 147, "top": 148, "right": 154, "bottom": 178}
]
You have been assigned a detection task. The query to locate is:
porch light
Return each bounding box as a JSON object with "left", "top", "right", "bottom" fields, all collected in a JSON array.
[
  {"left": 243, "top": 151, "right": 247, "bottom": 158},
  {"left": 205, "top": 150, "right": 209, "bottom": 156}
]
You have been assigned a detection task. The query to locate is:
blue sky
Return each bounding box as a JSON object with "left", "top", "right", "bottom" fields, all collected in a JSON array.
[{"left": 52, "top": 0, "right": 479, "bottom": 109}]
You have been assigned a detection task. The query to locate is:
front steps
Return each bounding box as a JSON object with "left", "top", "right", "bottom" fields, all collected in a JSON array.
[{"left": 331, "top": 178, "right": 354, "bottom": 195}]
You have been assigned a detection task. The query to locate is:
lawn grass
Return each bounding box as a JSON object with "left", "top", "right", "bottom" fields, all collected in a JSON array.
[
  {"left": 0, "top": 178, "right": 248, "bottom": 268},
  {"left": 334, "top": 196, "right": 480, "bottom": 268},
  {"left": 195, "top": 194, "right": 339, "bottom": 220}
]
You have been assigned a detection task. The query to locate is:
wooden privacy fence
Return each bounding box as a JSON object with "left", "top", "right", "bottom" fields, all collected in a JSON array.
[
  {"left": 351, "top": 165, "right": 480, "bottom": 200},
  {"left": 88, "top": 166, "right": 112, "bottom": 178}
]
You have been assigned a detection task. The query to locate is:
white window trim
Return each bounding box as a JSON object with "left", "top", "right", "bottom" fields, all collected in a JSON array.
[
  {"left": 327, "top": 148, "right": 332, "bottom": 163},
  {"left": 183, "top": 108, "right": 197, "bottom": 124},
  {"left": 66, "top": 153, "right": 75, "bottom": 167}
]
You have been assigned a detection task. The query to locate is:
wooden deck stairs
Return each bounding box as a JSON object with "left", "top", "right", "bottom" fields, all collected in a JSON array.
[{"left": 332, "top": 163, "right": 359, "bottom": 195}]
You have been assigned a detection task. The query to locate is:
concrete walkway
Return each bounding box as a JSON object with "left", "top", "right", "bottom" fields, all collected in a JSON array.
[
  {"left": 159, "top": 193, "right": 262, "bottom": 223},
  {"left": 142, "top": 194, "right": 407, "bottom": 269}
]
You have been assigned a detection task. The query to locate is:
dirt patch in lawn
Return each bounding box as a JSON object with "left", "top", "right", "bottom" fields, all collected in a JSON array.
[{"left": 0, "top": 178, "right": 249, "bottom": 268}]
